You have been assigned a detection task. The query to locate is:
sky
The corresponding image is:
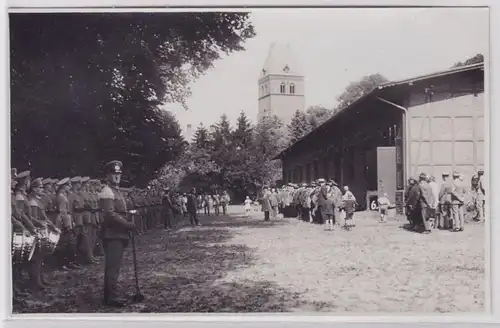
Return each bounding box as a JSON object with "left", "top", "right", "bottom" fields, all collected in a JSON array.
[{"left": 162, "top": 7, "right": 489, "bottom": 137}]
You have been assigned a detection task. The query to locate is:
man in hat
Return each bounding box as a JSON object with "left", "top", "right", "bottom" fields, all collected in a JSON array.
[
  {"left": 68, "top": 176, "right": 89, "bottom": 265},
  {"left": 261, "top": 186, "right": 272, "bottom": 221},
  {"left": 330, "top": 181, "right": 343, "bottom": 228},
  {"left": 11, "top": 168, "right": 34, "bottom": 299},
  {"left": 88, "top": 179, "right": 103, "bottom": 259},
  {"left": 80, "top": 177, "right": 96, "bottom": 264},
  {"left": 99, "top": 160, "right": 135, "bottom": 307},
  {"left": 162, "top": 187, "right": 174, "bottom": 230},
  {"left": 418, "top": 173, "right": 435, "bottom": 234},
  {"left": 472, "top": 169, "right": 485, "bottom": 222},
  {"left": 186, "top": 188, "right": 200, "bottom": 226},
  {"left": 451, "top": 171, "right": 466, "bottom": 232},
  {"left": 55, "top": 177, "right": 79, "bottom": 270},
  {"left": 438, "top": 172, "right": 453, "bottom": 229}
]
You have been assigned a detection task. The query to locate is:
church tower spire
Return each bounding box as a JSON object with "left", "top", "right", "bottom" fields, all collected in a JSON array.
[{"left": 257, "top": 43, "right": 305, "bottom": 124}]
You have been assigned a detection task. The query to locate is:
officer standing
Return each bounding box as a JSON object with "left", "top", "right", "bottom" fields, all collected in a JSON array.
[
  {"left": 475, "top": 169, "right": 485, "bottom": 222},
  {"left": 162, "top": 187, "right": 174, "bottom": 230},
  {"left": 451, "top": 171, "right": 466, "bottom": 232},
  {"left": 98, "top": 160, "right": 135, "bottom": 307},
  {"left": 438, "top": 172, "right": 453, "bottom": 230},
  {"left": 80, "top": 177, "right": 95, "bottom": 264},
  {"left": 55, "top": 177, "right": 79, "bottom": 270}
]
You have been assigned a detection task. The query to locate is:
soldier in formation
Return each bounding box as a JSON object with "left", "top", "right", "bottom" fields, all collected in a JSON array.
[{"left": 11, "top": 162, "right": 231, "bottom": 307}]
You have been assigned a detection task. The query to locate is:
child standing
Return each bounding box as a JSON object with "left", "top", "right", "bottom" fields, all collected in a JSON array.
[
  {"left": 244, "top": 196, "right": 252, "bottom": 216},
  {"left": 342, "top": 187, "right": 357, "bottom": 230},
  {"left": 377, "top": 193, "right": 391, "bottom": 223}
]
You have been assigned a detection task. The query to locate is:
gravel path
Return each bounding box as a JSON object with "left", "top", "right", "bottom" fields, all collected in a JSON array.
[
  {"left": 14, "top": 206, "right": 485, "bottom": 313},
  {"left": 216, "top": 206, "right": 485, "bottom": 313}
]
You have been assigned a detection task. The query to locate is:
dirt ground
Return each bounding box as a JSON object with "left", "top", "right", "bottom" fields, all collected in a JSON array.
[{"left": 13, "top": 206, "right": 485, "bottom": 314}]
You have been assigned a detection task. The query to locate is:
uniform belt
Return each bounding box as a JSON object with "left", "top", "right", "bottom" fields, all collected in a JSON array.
[{"left": 73, "top": 208, "right": 86, "bottom": 213}]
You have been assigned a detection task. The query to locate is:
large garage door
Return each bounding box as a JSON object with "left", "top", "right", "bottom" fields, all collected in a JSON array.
[{"left": 409, "top": 92, "right": 484, "bottom": 182}]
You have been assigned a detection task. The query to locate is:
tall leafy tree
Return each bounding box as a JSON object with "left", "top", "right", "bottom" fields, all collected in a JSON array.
[
  {"left": 10, "top": 12, "right": 255, "bottom": 185},
  {"left": 306, "top": 105, "right": 334, "bottom": 129},
  {"left": 452, "top": 53, "right": 484, "bottom": 68},
  {"left": 334, "top": 73, "right": 389, "bottom": 113}
]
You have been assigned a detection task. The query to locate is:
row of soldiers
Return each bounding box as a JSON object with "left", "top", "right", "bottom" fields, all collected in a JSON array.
[
  {"left": 261, "top": 178, "right": 358, "bottom": 230},
  {"left": 10, "top": 167, "right": 183, "bottom": 304}
]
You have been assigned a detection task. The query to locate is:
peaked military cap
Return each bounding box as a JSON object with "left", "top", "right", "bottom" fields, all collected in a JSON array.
[
  {"left": 70, "top": 176, "right": 82, "bottom": 183},
  {"left": 478, "top": 169, "right": 484, "bottom": 173},
  {"left": 52, "top": 178, "right": 60, "bottom": 184},
  {"left": 42, "top": 178, "right": 51, "bottom": 185},
  {"left": 11, "top": 168, "right": 17, "bottom": 178},
  {"left": 16, "top": 170, "right": 30, "bottom": 180},
  {"left": 57, "top": 177, "right": 71, "bottom": 186},
  {"left": 30, "top": 178, "right": 43, "bottom": 189},
  {"left": 317, "top": 178, "right": 326, "bottom": 183},
  {"left": 81, "top": 176, "right": 90, "bottom": 183},
  {"left": 103, "top": 160, "right": 123, "bottom": 174},
  {"left": 452, "top": 171, "right": 460, "bottom": 177},
  {"left": 442, "top": 172, "right": 450, "bottom": 176}
]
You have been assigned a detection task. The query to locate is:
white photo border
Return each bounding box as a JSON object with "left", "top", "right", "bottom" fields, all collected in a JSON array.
[{"left": 1, "top": 0, "right": 498, "bottom": 326}]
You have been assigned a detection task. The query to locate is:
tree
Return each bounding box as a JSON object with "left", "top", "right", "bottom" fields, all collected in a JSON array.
[
  {"left": 306, "top": 105, "right": 334, "bottom": 129},
  {"left": 232, "top": 111, "right": 253, "bottom": 149},
  {"left": 452, "top": 53, "right": 484, "bottom": 68},
  {"left": 287, "top": 110, "right": 311, "bottom": 144},
  {"left": 192, "top": 123, "right": 211, "bottom": 150},
  {"left": 334, "top": 73, "right": 389, "bottom": 113},
  {"left": 10, "top": 12, "right": 255, "bottom": 185},
  {"left": 210, "top": 114, "right": 233, "bottom": 152}
]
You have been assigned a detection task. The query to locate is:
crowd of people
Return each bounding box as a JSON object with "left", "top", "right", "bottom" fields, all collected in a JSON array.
[
  {"left": 10, "top": 162, "right": 231, "bottom": 307},
  {"left": 258, "top": 179, "right": 358, "bottom": 231},
  {"left": 255, "top": 168, "right": 486, "bottom": 234},
  {"left": 404, "top": 169, "right": 486, "bottom": 234},
  {"left": 10, "top": 157, "right": 485, "bottom": 308}
]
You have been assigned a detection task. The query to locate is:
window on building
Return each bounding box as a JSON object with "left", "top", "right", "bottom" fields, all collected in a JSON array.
[
  {"left": 280, "top": 83, "right": 286, "bottom": 94},
  {"left": 290, "top": 83, "right": 295, "bottom": 94},
  {"left": 306, "top": 163, "right": 311, "bottom": 182},
  {"left": 265, "top": 84, "right": 268, "bottom": 93},
  {"left": 261, "top": 85, "right": 264, "bottom": 94}
]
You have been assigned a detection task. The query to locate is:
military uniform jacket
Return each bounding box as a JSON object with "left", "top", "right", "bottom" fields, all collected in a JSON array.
[
  {"left": 162, "top": 194, "right": 174, "bottom": 211},
  {"left": 68, "top": 191, "right": 84, "bottom": 226},
  {"left": 28, "top": 195, "right": 49, "bottom": 222},
  {"left": 89, "top": 192, "right": 100, "bottom": 225},
  {"left": 12, "top": 193, "right": 35, "bottom": 232},
  {"left": 439, "top": 181, "right": 454, "bottom": 204},
  {"left": 451, "top": 179, "right": 466, "bottom": 205},
  {"left": 57, "top": 192, "right": 73, "bottom": 229},
  {"left": 99, "top": 185, "right": 131, "bottom": 240},
  {"left": 82, "top": 191, "right": 93, "bottom": 225}
]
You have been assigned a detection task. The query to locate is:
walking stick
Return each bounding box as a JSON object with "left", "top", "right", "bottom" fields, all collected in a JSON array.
[{"left": 130, "top": 231, "right": 145, "bottom": 302}]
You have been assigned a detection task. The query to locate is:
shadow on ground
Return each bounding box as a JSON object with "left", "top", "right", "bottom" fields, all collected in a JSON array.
[{"left": 13, "top": 213, "right": 301, "bottom": 313}]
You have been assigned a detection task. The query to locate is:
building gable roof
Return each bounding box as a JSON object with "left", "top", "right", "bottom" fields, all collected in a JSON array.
[{"left": 273, "top": 62, "right": 484, "bottom": 160}]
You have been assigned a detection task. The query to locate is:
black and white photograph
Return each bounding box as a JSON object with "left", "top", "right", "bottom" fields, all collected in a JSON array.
[{"left": 8, "top": 6, "right": 488, "bottom": 315}]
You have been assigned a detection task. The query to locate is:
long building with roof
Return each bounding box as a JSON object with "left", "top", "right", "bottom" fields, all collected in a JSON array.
[
  {"left": 274, "top": 63, "right": 485, "bottom": 212},
  {"left": 258, "top": 43, "right": 305, "bottom": 124}
]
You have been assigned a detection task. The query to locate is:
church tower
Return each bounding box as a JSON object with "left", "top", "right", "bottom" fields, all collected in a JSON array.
[{"left": 258, "top": 43, "right": 305, "bottom": 125}]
